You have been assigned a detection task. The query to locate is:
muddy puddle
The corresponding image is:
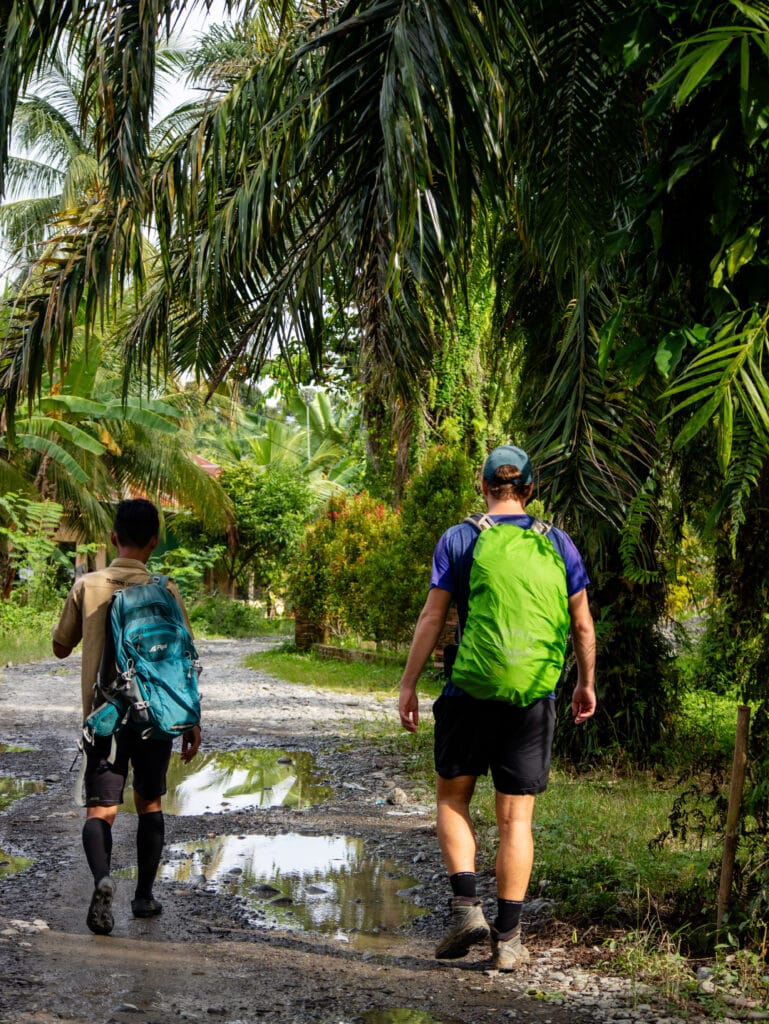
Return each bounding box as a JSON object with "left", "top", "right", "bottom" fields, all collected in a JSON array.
[
  {"left": 123, "top": 748, "right": 331, "bottom": 815},
  {"left": 124, "top": 831, "right": 425, "bottom": 946},
  {"left": 0, "top": 775, "right": 46, "bottom": 812},
  {"left": 359, "top": 1013, "right": 465, "bottom": 1024}
]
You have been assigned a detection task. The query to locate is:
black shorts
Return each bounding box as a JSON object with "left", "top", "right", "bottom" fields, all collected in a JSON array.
[
  {"left": 84, "top": 729, "right": 173, "bottom": 807},
  {"left": 433, "top": 694, "right": 556, "bottom": 795}
]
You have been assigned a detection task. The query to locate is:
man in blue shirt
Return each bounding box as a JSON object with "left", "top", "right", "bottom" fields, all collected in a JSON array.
[{"left": 398, "top": 445, "right": 596, "bottom": 970}]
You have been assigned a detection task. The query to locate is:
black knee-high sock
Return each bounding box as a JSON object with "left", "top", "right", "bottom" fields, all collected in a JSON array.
[
  {"left": 82, "top": 818, "right": 112, "bottom": 884},
  {"left": 136, "top": 811, "right": 164, "bottom": 900}
]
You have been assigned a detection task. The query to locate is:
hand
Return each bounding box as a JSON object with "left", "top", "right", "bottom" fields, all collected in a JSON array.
[
  {"left": 181, "top": 725, "right": 201, "bottom": 762},
  {"left": 572, "top": 682, "right": 596, "bottom": 725},
  {"left": 399, "top": 686, "right": 419, "bottom": 733}
]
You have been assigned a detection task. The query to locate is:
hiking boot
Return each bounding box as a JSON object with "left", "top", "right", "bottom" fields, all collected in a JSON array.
[
  {"left": 131, "top": 896, "right": 163, "bottom": 918},
  {"left": 490, "top": 924, "right": 530, "bottom": 970},
  {"left": 86, "top": 876, "right": 115, "bottom": 935},
  {"left": 435, "top": 897, "right": 490, "bottom": 959}
]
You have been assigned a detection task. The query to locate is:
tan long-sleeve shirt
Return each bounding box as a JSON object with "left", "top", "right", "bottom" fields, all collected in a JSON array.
[{"left": 52, "top": 558, "right": 190, "bottom": 724}]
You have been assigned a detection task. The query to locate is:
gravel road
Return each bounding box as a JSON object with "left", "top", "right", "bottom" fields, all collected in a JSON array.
[{"left": 0, "top": 638, "right": 740, "bottom": 1024}]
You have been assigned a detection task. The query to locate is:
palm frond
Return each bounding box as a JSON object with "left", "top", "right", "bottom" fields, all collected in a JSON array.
[
  {"left": 13, "top": 94, "right": 84, "bottom": 166},
  {"left": 0, "top": 194, "right": 61, "bottom": 259},
  {"left": 512, "top": 0, "right": 640, "bottom": 284},
  {"left": 528, "top": 283, "right": 660, "bottom": 537},
  {"left": 3, "top": 155, "right": 64, "bottom": 200},
  {"left": 665, "top": 305, "right": 769, "bottom": 468}
]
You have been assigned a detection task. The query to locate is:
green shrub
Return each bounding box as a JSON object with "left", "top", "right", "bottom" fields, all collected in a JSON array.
[
  {"left": 187, "top": 595, "right": 280, "bottom": 638},
  {"left": 148, "top": 544, "right": 226, "bottom": 599},
  {"left": 287, "top": 491, "right": 402, "bottom": 641}
]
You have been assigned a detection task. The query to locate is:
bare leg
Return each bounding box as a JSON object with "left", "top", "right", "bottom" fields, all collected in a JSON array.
[
  {"left": 436, "top": 774, "right": 477, "bottom": 874},
  {"left": 494, "top": 792, "right": 535, "bottom": 901},
  {"left": 434, "top": 774, "right": 490, "bottom": 960}
]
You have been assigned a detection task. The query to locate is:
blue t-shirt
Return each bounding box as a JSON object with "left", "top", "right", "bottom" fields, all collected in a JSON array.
[{"left": 431, "top": 514, "right": 590, "bottom": 697}]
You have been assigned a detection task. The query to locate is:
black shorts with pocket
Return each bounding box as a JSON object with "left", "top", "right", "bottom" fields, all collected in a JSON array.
[
  {"left": 84, "top": 728, "right": 173, "bottom": 807},
  {"left": 433, "top": 693, "right": 556, "bottom": 795}
]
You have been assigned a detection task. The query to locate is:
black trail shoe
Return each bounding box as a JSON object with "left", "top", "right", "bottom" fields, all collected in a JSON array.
[
  {"left": 86, "top": 876, "right": 115, "bottom": 935},
  {"left": 131, "top": 896, "right": 163, "bottom": 918}
]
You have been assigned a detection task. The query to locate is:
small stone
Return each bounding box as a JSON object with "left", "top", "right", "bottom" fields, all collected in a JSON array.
[{"left": 386, "top": 787, "right": 408, "bottom": 805}]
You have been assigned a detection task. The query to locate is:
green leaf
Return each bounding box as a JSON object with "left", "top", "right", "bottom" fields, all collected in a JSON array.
[
  {"left": 17, "top": 434, "right": 91, "bottom": 483},
  {"left": 597, "top": 306, "right": 624, "bottom": 380},
  {"left": 103, "top": 401, "right": 178, "bottom": 433},
  {"left": 725, "top": 223, "right": 762, "bottom": 278},
  {"left": 676, "top": 38, "right": 732, "bottom": 105},
  {"left": 718, "top": 392, "right": 734, "bottom": 472},
  {"left": 655, "top": 332, "right": 686, "bottom": 379},
  {"left": 38, "top": 395, "right": 105, "bottom": 416},
  {"left": 673, "top": 394, "right": 722, "bottom": 449}
]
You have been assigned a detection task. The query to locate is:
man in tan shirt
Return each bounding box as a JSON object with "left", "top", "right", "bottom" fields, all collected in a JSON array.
[{"left": 53, "top": 499, "right": 201, "bottom": 935}]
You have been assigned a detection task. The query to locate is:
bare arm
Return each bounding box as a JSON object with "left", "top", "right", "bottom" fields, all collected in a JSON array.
[
  {"left": 398, "top": 587, "right": 453, "bottom": 733},
  {"left": 568, "top": 589, "right": 597, "bottom": 724}
]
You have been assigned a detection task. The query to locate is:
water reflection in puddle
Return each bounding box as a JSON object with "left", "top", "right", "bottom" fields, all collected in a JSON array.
[
  {"left": 160, "top": 831, "right": 424, "bottom": 945},
  {"left": 0, "top": 848, "right": 34, "bottom": 877},
  {"left": 123, "top": 749, "right": 331, "bottom": 816},
  {"left": 0, "top": 776, "right": 45, "bottom": 812}
]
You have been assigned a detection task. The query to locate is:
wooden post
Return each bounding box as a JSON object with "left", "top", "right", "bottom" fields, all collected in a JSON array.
[{"left": 717, "top": 705, "right": 751, "bottom": 930}]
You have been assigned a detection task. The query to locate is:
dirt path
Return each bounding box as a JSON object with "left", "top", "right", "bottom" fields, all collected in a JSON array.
[{"left": 0, "top": 639, "right": 689, "bottom": 1024}]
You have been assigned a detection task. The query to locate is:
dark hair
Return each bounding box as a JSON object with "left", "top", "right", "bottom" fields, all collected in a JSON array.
[
  {"left": 486, "top": 464, "right": 532, "bottom": 500},
  {"left": 113, "top": 499, "right": 160, "bottom": 547}
]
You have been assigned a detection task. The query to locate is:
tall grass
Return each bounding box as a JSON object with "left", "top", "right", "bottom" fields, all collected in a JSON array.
[{"left": 0, "top": 605, "right": 58, "bottom": 663}]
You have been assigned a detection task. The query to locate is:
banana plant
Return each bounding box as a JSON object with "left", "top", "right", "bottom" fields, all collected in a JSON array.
[{"left": 0, "top": 341, "right": 231, "bottom": 540}]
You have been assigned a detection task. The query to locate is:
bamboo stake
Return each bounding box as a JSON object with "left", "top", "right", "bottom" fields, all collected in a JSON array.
[{"left": 717, "top": 704, "right": 751, "bottom": 931}]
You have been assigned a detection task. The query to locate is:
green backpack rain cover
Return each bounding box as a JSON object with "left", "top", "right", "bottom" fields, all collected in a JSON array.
[{"left": 451, "top": 516, "right": 570, "bottom": 706}]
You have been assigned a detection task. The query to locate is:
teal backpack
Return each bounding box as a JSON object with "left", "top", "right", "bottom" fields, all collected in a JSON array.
[
  {"left": 84, "top": 575, "right": 201, "bottom": 743},
  {"left": 450, "top": 514, "right": 570, "bottom": 706}
]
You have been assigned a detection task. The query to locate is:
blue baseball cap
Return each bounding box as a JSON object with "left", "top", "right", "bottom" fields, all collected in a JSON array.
[{"left": 482, "top": 445, "right": 533, "bottom": 484}]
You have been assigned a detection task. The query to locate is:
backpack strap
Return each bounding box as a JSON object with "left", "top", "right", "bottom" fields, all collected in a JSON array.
[
  {"left": 465, "top": 512, "right": 553, "bottom": 535},
  {"left": 530, "top": 518, "right": 554, "bottom": 535},
  {"left": 149, "top": 573, "right": 169, "bottom": 588},
  {"left": 464, "top": 512, "right": 496, "bottom": 532}
]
